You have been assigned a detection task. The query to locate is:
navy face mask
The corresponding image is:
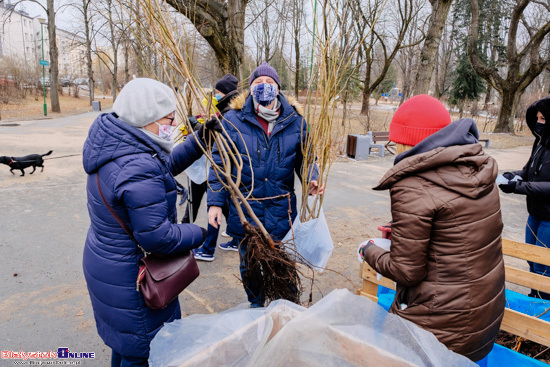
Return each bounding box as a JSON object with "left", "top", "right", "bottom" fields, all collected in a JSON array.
[
  {"left": 252, "top": 83, "right": 278, "bottom": 106},
  {"left": 535, "top": 123, "right": 545, "bottom": 135}
]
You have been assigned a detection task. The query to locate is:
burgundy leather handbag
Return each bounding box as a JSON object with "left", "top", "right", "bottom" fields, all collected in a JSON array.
[{"left": 96, "top": 174, "right": 200, "bottom": 310}]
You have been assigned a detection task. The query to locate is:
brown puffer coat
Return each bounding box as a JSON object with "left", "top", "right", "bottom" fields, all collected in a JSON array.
[{"left": 364, "top": 143, "right": 505, "bottom": 362}]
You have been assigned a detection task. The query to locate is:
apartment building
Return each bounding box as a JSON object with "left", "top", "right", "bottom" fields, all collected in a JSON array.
[
  {"left": 0, "top": 2, "right": 87, "bottom": 79},
  {"left": 0, "top": 3, "right": 39, "bottom": 62}
]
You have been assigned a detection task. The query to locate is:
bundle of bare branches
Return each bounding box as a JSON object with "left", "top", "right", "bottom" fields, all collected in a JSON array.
[
  {"left": 299, "top": 0, "right": 386, "bottom": 222},
  {"left": 128, "top": 0, "right": 306, "bottom": 305},
  {"left": 127, "top": 0, "right": 382, "bottom": 306}
]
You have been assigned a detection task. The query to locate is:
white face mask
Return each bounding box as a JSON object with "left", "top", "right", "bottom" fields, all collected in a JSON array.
[{"left": 154, "top": 122, "right": 175, "bottom": 142}]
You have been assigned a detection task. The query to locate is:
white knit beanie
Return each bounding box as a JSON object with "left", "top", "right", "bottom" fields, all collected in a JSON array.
[{"left": 113, "top": 78, "right": 176, "bottom": 127}]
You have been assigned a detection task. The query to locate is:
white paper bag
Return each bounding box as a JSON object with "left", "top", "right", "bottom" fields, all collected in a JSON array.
[
  {"left": 282, "top": 208, "right": 334, "bottom": 271},
  {"left": 184, "top": 155, "right": 209, "bottom": 185}
]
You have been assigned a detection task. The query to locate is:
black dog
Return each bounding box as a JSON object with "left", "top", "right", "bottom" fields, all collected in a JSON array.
[{"left": 0, "top": 150, "right": 53, "bottom": 176}]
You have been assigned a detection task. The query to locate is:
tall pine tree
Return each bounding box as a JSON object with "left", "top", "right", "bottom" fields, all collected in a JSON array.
[
  {"left": 449, "top": 0, "right": 485, "bottom": 117},
  {"left": 449, "top": 48, "right": 485, "bottom": 117}
]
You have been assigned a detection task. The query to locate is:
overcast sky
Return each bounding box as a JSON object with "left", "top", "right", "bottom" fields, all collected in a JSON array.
[{"left": 13, "top": 1, "right": 76, "bottom": 31}]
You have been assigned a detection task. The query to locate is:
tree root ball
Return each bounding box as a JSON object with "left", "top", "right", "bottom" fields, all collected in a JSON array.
[{"left": 243, "top": 222, "right": 302, "bottom": 305}]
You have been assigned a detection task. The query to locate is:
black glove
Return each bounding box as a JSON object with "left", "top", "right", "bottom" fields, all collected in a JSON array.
[
  {"left": 359, "top": 240, "right": 376, "bottom": 260},
  {"left": 188, "top": 116, "right": 200, "bottom": 130},
  {"left": 197, "top": 117, "right": 223, "bottom": 138},
  {"left": 503, "top": 172, "right": 515, "bottom": 180},
  {"left": 499, "top": 181, "right": 517, "bottom": 194}
]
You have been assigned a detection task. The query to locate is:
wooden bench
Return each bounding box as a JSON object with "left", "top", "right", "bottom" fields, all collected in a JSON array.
[
  {"left": 371, "top": 131, "right": 396, "bottom": 155},
  {"left": 359, "top": 238, "right": 550, "bottom": 352},
  {"left": 368, "top": 131, "right": 490, "bottom": 151}
]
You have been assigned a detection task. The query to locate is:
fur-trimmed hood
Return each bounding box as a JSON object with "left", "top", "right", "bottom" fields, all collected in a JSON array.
[{"left": 229, "top": 91, "right": 304, "bottom": 116}]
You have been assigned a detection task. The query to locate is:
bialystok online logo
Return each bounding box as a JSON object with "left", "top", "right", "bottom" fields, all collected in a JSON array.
[{"left": 2, "top": 347, "right": 95, "bottom": 360}]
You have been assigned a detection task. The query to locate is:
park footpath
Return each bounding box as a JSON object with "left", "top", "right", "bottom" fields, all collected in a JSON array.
[{"left": 0, "top": 111, "right": 531, "bottom": 365}]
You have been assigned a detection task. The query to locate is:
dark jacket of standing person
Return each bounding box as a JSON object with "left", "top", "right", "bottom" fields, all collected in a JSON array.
[
  {"left": 499, "top": 96, "right": 550, "bottom": 299},
  {"left": 207, "top": 90, "right": 313, "bottom": 240},
  {"left": 82, "top": 78, "right": 206, "bottom": 360},
  {"left": 362, "top": 95, "right": 505, "bottom": 362},
  {"left": 505, "top": 97, "right": 550, "bottom": 221}
]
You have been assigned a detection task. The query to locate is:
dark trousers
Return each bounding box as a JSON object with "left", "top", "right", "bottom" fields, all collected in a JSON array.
[
  {"left": 238, "top": 237, "right": 264, "bottom": 307},
  {"left": 111, "top": 350, "right": 148, "bottom": 367},
  {"left": 182, "top": 181, "right": 207, "bottom": 224},
  {"left": 182, "top": 180, "right": 231, "bottom": 255}
]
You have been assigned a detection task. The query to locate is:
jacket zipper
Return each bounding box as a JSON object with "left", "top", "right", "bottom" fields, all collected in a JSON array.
[
  {"left": 535, "top": 146, "right": 548, "bottom": 175},
  {"left": 257, "top": 137, "right": 261, "bottom": 165},
  {"left": 531, "top": 144, "right": 544, "bottom": 175},
  {"left": 251, "top": 112, "right": 296, "bottom": 167},
  {"left": 272, "top": 113, "right": 295, "bottom": 135}
]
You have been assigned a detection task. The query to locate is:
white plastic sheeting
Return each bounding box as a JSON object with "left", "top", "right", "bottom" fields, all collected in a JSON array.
[{"left": 150, "top": 289, "right": 475, "bottom": 367}]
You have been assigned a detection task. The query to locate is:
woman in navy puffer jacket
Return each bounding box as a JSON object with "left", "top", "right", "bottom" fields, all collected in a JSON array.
[{"left": 82, "top": 78, "right": 208, "bottom": 366}]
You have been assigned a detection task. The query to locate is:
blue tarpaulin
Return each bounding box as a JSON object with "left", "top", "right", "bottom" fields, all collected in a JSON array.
[{"left": 376, "top": 286, "right": 549, "bottom": 367}]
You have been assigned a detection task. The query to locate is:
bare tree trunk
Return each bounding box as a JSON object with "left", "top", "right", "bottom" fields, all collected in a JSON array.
[
  {"left": 434, "top": 48, "right": 440, "bottom": 98},
  {"left": 360, "top": 87, "right": 371, "bottom": 117},
  {"left": 292, "top": 0, "right": 303, "bottom": 97},
  {"left": 108, "top": 0, "right": 118, "bottom": 102},
  {"left": 412, "top": 0, "right": 453, "bottom": 95},
  {"left": 294, "top": 40, "right": 300, "bottom": 97},
  {"left": 168, "top": 0, "right": 248, "bottom": 77},
  {"left": 483, "top": 85, "right": 492, "bottom": 110},
  {"left": 95, "top": 38, "right": 107, "bottom": 95},
  {"left": 496, "top": 90, "right": 521, "bottom": 133},
  {"left": 82, "top": 0, "right": 94, "bottom": 105},
  {"left": 47, "top": 0, "right": 61, "bottom": 112},
  {"left": 356, "top": 0, "right": 417, "bottom": 114},
  {"left": 468, "top": 0, "right": 550, "bottom": 133},
  {"left": 341, "top": 89, "right": 348, "bottom": 127},
  {"left": 359, "top": 27, "right": 375, "bottom": 116},
  {"left": 360, "top": 70, "right": 371, "bottom": 132},
  {"left": 124, "top": 40, "right": 130, "bottom": 85},
  {"left": 134, "top": 0, "right": 145, "bottom": 77},
  {"left": 226, "top": 0, "right": 246, "bottom": 78}
]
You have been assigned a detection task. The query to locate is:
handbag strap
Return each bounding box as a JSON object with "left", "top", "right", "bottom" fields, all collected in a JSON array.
[{"left": 95, "top": 174, "right": 148, "bottom": 255}]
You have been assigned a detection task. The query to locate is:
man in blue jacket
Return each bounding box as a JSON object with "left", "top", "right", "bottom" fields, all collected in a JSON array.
[{"left": 207, "top": 62, "right": 321, "bottom": 307}]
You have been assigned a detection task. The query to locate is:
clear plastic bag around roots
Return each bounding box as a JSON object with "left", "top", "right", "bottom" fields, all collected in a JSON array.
[{"left": 149, "top": 289, "right": 476, "bottom": 367}]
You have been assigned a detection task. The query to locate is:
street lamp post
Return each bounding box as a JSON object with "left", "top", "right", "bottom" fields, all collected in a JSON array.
[{"left": 38, "top": 18, "right": 47, "bottom": 116}]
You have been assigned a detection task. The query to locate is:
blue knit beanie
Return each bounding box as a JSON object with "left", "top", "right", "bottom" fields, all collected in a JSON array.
[{"left": 249, "top": 62, "right": 280, "bottom": 88}]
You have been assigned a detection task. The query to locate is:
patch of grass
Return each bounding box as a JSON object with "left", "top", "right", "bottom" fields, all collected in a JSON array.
[
  {"left": 330, "top": 100, "right": 534, "bottom": 154},
  {"left": 0, "top": 90, "right": 113, "bottom": 122}
]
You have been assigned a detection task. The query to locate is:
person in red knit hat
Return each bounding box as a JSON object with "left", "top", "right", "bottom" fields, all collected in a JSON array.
[
  {"left": 389, "top": 94, "right": 451, "bottom": 150},
  {"left": 359, "top": 94, "right": 505, "bottom": 362}
]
